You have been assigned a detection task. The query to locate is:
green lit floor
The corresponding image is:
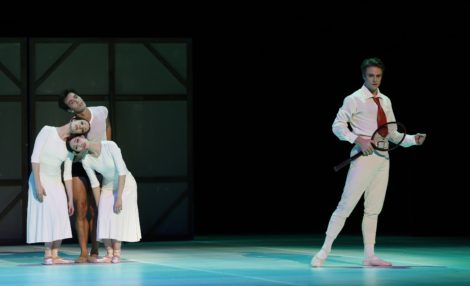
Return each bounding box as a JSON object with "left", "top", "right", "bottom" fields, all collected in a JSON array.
[{"left": 1, "top": 235, "right": 469, "bottom": 285}]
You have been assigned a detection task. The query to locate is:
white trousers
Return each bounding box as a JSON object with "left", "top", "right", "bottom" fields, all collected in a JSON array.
[{"left": 326, "top": 149, "right": 389, "bottom": 245}]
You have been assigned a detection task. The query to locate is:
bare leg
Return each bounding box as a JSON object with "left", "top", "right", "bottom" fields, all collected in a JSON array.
[
  {"left": 48, "top": 240, "right": 73, "bottom": 264},
  {"left": 94, "top": 239, "right": 113, "bottom": 263},
  {"left": 51, "top": 240, "right": 61, "bottom": 258},
  {"left": 112, "top": 240, "right": 122, "bottom": 263},
  {"left": 43, "top": 242, "right": 53, "bottom": 265},
  {"left": 53, "top": 240, "right": 74, "bottom": 264},
  {"left": 88, "top": 190, "right": 99, "bottom": 257},
  {"left": 73, "top": 177, "right": 90, "bottom": 263}
]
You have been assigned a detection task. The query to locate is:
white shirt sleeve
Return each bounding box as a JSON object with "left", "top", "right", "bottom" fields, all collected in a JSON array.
[
  {"left": 108, "top": 142, "right": 128, "bottom": 176},
  {"left": 102, "top": 106, "right": 109, "bottom": 119},
  {"left": 83, "top": 158, "right": 100, "bottom": 188},
  {"left": 400, "top": 134, "right": 417, "bottom": 147},
  {"left": 95, "top": 106, "right": 109, "bottom": 121},
  {"left": 31, "top": 126, "right": 50, "bottom": 163},
  {"left": 88, "top": 106, "right": 109, "bottom": 141},
  {"left": 332, "top": 96, "right": 358, "bottom": 144}
]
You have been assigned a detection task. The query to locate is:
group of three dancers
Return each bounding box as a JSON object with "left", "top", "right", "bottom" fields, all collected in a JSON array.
[{"left": 26, "top": 89, "right": 141, "bottom": 265}]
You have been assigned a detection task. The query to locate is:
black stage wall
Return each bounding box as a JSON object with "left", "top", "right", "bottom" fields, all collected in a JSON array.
[
  {"left": 193, "top": 14, "right": 469, "bottom": 237},
  {"left": 1, "top": 7, "right": 468, "bottom": 242}
]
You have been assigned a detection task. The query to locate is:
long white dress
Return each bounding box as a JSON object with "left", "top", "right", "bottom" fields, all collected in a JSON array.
[
  {"left": 27, "top": 126, "right": 73, "bottom": 243},
  {"left": 82, "top": 141, "right": 141, "bottom": 242}
]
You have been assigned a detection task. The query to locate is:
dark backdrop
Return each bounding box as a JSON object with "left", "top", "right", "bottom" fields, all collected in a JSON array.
[
  {"left": 193, "top": 10, "right": 470, "bottom": 237},
  {"left": 4, "top": 5, "right": 468, "bottom": 238}
]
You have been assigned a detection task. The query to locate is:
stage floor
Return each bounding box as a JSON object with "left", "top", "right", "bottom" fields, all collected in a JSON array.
[{"left": 1, "top": 235, "right": 469, "bottom": 285}]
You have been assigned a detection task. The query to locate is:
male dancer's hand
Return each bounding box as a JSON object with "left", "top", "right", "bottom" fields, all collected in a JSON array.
[
  {"left": 355, "top": 136, "right": 374, "bottom": 156},
  {"left": 415, "top": 133, "right": 426, "bottom": 145}
]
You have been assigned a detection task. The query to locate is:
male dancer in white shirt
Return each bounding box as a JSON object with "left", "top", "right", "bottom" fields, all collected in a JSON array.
[{"left": 311, "top": 58, "right": 426, "bottom": 267}]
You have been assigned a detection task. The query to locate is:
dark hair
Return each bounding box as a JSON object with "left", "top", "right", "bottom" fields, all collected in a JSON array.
[
  {"left": 59, "top": 89, "right": 79, "bottom": 111},
  {"left": 69, "top": 116, "right": 90, "bottom": 137},
  {"left": 360, "top": 58, "right": 385, "bottom": 76},
  {"left": 66, "top": 134, "right": 81, "bottom": 153}
]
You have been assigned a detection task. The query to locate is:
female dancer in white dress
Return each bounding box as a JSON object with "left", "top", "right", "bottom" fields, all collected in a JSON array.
[
  {"left": 67, "top": 136, "right": 141, "bottom": 263},
  {"left": 27, "top": 118, "right": 90, "bottom": 265}
]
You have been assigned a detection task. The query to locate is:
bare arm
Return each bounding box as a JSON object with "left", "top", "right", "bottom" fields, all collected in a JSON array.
[
  {"left": 64, "top": 179, "right": 74, "bottom": 215},
  {"left": 92, "top": 186, "right": 101, "bottom": 208},
  {"left": 114, "top": 175, "right": 126, "bottom": 213},
  {"left": 30, "top": 126, "right": 49, "bottom": 201},
  {"left": 32, "top": 162, "right": 46, "bottom": 201},
  {"left": 106, "top": 116, "right": 112, "bottom": 140}
]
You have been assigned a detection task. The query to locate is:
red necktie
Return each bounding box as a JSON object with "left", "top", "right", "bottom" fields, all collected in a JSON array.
[{"left": 373, "top": 97, "right": 388, "bottom": 136}]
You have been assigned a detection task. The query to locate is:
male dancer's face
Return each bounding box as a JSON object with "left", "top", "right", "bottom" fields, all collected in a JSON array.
[
  {"left": 64, "top": 92, "right": 87, "bottom": 113},
  {"left": 362, "top": 66, "right": 383, "bottom": 95}
]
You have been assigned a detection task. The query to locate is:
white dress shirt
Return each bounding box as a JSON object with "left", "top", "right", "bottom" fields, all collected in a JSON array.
[{"left": 332, "top": 85, "right": 416, "bottom": 147}]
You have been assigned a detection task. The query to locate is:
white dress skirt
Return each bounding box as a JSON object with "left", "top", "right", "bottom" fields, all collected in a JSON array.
[
  {"left": 27, "top": 174, "right": 72, "bottom": 243},
  {"left": 97, "top": 174, "right": 141, "bottom": 242}
]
